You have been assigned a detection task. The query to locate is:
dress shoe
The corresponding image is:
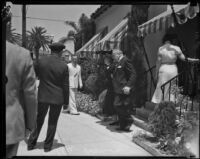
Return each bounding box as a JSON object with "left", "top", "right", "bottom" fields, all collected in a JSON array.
[
  {"left": 62, "top": 109, "right": 70, "bottom": 114},
  {"left": 116, "top": 127, "right": 132, "bottom": 132},
  {"left": 109, "top": 121, "right": 119, "bottom": 126},
  {"left": 44, "top": 148, "right": 51, "bottom": 152},
  {"left": 27, "top": 145, "right": 35, "bottom": 151},
  {"left": 70, "top": 112, "right": 80, "bottom": 115}
]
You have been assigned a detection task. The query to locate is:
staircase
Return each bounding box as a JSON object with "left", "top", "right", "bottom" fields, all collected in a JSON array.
[{"left": 133, "top": 101, "right": 157, "bottom": 132}]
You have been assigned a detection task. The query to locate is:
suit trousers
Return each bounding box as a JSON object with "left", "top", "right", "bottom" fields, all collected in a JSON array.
[
  {"left": 28, "top": 103, "right": 62, "bottom": 149},
  {"left": 67, "top": 88, "right": 78, "bottom": 113},
  {"left": 6, "top": 142, "right": 19, "bottom": 158},
  {"left": 113, "top": 94, "right": 133, "bottom": 129}
]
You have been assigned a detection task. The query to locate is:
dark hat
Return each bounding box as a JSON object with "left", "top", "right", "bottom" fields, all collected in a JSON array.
[{"left": 49, "top": 42, "right": 65, "bottom": 52}]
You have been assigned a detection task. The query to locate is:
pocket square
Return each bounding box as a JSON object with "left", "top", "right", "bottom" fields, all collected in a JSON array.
[{"left": 117, "top": 65, "right": 122, "bottom": 68}]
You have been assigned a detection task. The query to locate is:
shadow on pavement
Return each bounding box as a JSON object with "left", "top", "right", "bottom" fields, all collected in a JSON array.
[
  {"left": 25, "top": 139, "right": 65, "bottom": 151},
  {"left": 96, "top": 119, "right": 129, "bottom": 133}
]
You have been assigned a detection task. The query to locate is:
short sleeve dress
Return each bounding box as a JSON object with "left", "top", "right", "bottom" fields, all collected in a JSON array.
[{"left": 151, "top": 43, "right": 183, "bottom": 103}]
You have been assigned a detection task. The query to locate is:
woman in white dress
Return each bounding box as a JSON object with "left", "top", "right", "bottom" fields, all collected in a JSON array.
[{"left": 152, "top": 34, "right": 199, "bottom": 104}]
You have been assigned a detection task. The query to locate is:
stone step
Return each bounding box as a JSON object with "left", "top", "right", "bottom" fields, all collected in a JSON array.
[
  {"left": 132, "top": 115, "right": 150, "bottom": 132},
  {"left": 136, "top": 108, "right": 153, "bottom": 121},
  {"left": 145, "top": 101, "right": 157, "bottom": 111}
]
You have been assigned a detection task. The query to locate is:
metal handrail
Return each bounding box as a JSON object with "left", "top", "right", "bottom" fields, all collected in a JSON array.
[
  {"left": 143, "top": 65, "right": 156, "bottom": 101},
  {"left": 160, "top": 69, "right": 199, "bottom": 117}
]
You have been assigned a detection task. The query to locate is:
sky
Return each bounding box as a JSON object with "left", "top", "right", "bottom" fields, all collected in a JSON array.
[{"left": 10, "top": 5, "right": 100, "bottom": 42}]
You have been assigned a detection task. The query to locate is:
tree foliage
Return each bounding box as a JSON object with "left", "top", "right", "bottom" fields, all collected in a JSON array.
[
  {"left": 6, "top": 22, "right": 22, "bottom": 46},
  {"left": 120, "top": 5, "right": 149, "bottom": 107},
  {"left": 26, "top": 26, "right": 51, "bottom": 61},
  {"left": 65, "top": 13, "right": 96, "bottom": 51}
]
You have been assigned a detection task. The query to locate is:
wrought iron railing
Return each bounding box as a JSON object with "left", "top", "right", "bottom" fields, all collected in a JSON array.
[
  {"left": 144, "top": 65, "right": 156, "bottom": 101},
  {"left": 160, "top": 62, "right": 200, "bottom": 117}
]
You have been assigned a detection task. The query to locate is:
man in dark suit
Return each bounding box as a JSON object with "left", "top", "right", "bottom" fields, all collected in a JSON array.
[
  {"left": 111, "top": 49, "right": 136, "bottom": 132},
  {"left": 27, "top": 42, "right": 69, "bottom": 152}
]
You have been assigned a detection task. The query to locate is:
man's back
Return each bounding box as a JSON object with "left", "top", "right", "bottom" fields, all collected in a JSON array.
[
  {"left": 36, "top": 55, "right": 68, "bottom": 105},
  {"left": 6, "top": 41, "right": 37, "bottom": 145}
]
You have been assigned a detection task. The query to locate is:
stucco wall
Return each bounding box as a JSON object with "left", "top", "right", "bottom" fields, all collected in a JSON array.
[
  {"left": 95, "top": 5, "right": 131, "bottom": 33},
  {"left": 143, "top": 5, "right": 168, "bottom": 100}
]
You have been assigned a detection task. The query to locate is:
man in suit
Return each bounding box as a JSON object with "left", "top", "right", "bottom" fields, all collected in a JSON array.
[
  {"left": 111, "top": 49, "right": 136, "bottom": 132},
  {"left": 27, "top": 42, "right": 69, "bottom": 152},
  {"left": 63, "top": 55, "right": 83, "bottom": 115},
  {"left": 6, "top": 41, "right": 37, "bottom": 158}
]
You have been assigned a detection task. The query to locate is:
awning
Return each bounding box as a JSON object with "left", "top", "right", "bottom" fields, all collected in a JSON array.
[
  {"left": 96, "top": 18, "right": 128, "bottom": 51},
  {"left": 137, "top": 3, "right": 199, "bottom": 37},
  {"left": 76, "top": 32, "right": 102, "bottom": 58}
]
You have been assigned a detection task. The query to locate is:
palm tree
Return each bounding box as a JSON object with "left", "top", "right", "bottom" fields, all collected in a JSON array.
[
  {"left": 26, "top": 26, "right": 51, "bottom": 61},
  {"left": 6, "top": 23, "right": 22, "bottom": 46},
  {"left": 58, "top": 30, "right": 76, "bottom": 44},
  {"left": 65, "top": 13, "right": 96, "bottom": 51}
]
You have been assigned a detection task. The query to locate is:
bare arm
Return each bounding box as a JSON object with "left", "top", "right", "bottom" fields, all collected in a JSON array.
[
  {"left": 78, "top": 66, "right": 83, "bottom": 88},
  {"left": 177, "top": 47, "right": 200, "bottom": 62}
]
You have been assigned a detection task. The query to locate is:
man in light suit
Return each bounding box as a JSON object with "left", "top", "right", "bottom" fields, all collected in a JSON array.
[
  {"left": 27, "top": 42, "right": 69, "bottom": 152},
  {"left": 111, "top": 49, "right": 136, "bottom": 132},
  {"left": 6, "top": 41, "right": 37, "bottom": 158},
  {"left": 63, "top": 55, "right": 83, "bottom": 115}
]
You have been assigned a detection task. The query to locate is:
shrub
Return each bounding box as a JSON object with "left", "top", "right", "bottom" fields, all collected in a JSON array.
[
  {"left": 78, "top": 55, "right": 108, "bottom": 98},
  {"left": 148, "top": 101, "right": 177, "bottom": 138}
]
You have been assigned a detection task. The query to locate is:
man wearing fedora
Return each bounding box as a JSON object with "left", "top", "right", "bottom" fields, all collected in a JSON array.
[{"left": 27, "top": 42, "right": 69, "bottom": 152}]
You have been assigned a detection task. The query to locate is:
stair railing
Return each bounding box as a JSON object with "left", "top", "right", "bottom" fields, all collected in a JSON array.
[
  {"left": 143, "top": 65, "right": 156, "bottom": 101},
  {"left": 160, "top": 65, "right": 199, "bottom": 117}
]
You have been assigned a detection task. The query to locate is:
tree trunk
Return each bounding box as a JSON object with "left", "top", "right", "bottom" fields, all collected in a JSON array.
[
  {"left": 35, "top": 48, "right": 39, "bottom": 62},
  {"left": 81, "top": 32, "right": 85, "bottom": 47}
]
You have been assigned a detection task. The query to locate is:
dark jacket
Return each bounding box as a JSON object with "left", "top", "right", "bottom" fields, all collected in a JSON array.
[
  {"left": 35, "top": 55, "right": 69, "bottom": 105},
  {"left": 112, "top": 56, "right": 136, "bottom": 94}
]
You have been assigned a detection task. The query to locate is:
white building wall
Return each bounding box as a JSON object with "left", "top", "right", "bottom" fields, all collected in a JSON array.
[{"left": 95, "top": 5, "right": 131, "bottom": 33}]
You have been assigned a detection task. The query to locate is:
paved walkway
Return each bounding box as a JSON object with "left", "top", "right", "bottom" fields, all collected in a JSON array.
[{"left": 17, "top": 111, "right": 151, "bottom": 156}]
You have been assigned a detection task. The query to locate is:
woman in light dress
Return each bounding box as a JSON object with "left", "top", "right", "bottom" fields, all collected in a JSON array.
[{"left": 152, "top": 34, "right": 199, "bottom": 104}]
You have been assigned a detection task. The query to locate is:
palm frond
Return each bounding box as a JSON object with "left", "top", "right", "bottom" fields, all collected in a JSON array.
[{"left": 65, "top": 21, "right": 79, "bottom": 32}]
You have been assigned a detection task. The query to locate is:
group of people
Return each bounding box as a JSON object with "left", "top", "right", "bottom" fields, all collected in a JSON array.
[
  {"left": 100, "top": 32, "right": 200, "bottom": 131},
  {"left": 6, "top": 41, "right": 83, "bottom": 158},
  {"left": 6, "top": 31, "right": 199, "bottom": 158}
]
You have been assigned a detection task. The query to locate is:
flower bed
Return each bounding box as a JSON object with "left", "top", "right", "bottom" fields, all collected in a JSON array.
[
  {"left": 76, "top": 92, "right": 102, "bottom": 116},
  {"left": 135, "top": 101, "right": 199, "bottom": 157}
]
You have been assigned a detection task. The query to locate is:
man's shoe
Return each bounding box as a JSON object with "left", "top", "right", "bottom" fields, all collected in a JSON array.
[
  {"left": 116, "top": 127, "right": 132, "bottom": 132},
  {"left": 62, "top": 110, "right": 70, "bottom": 114},
  {"left": 109, "top": 121, "right": 119, "bottom": 126},
  {"left": 70, "top": 112, "right": 80, "bottom": 115},
  {"left": 44, "top": 148, "right": 51, "bottom": 152}
]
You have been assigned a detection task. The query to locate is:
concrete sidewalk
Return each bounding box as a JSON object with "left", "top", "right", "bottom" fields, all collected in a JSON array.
[{"left": 17, "top": 111, "right": 151, "bottom": 156}]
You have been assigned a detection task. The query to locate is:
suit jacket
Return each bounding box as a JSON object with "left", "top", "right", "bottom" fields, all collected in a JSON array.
[
  {"left": 6, "top": 41, "right": 37, "bottom": 145},
  {"left": 112, "top": 56, "right": 137, "bottom": 94},
  {"left": 35, "top": 55, "right": 69, "bottom": 105},
  {"left": 67, "top": 63, "right": 83, "bottom": 89}
]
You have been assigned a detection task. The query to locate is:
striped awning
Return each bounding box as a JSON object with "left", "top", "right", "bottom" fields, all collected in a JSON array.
[
  {"left": 76, "top": 32, "right": 102, "bottom": 57},
  {"left": 96, "top": 18, "right": 128, "bottom": 51},
  {"left": 137, "top": 3, "right": 200, "bottom": 37}
]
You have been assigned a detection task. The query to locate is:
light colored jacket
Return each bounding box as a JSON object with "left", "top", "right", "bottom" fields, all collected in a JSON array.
[
  {"left": 6, "top": 42, "right": 37, "bottom": 145},
  {"left": 67, "top": 63, "right": 83, "bottom": 88}
]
